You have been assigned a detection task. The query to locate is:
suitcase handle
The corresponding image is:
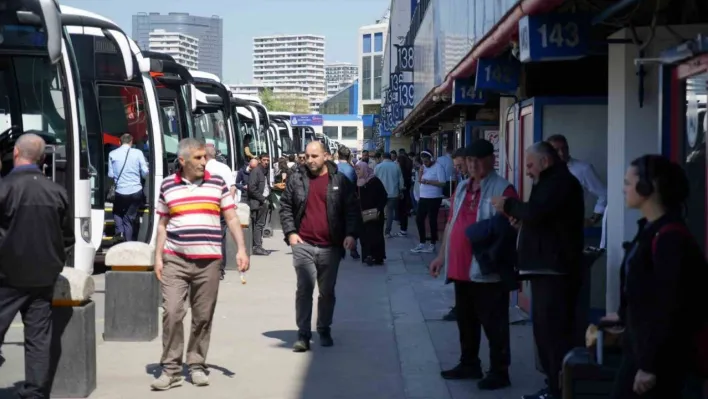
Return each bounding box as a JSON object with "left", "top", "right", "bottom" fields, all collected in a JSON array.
[{"left": 595, "top": 319, "right": 623, "bottom": 365}]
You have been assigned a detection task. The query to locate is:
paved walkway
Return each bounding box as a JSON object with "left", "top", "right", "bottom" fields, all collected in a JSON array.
[{"left": 0, "top": 223, "right": 544, "bottom": 399}]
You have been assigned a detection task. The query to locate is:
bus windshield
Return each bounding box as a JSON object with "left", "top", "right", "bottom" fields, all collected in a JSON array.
[
  {"left": 0, "top": 56, "right": 69, "bottom": 151},
  {"left": 279, "top": 128, "right": 293, "bottom": 154},
  {"left": 194, "top": 108, "right": 231, "bottom": 167}
]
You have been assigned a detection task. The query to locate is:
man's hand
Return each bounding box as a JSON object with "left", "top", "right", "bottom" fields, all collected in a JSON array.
[
  {"left": 236, "top": 249, "right": 250, "bottom": 272},
  {"left": 429, "top": 256, "right": 443, "bottom": 277},
  {"left": 633, "top": 370, "right": 656, "bottom": 395},
  {"left": 343, "top": 236, "right": 356, "bottom": 250},
  {"left": 491, "top": 196, "right": 507, "bottom": 213},
  {"left": 154, "top": 258, "right": 164, "bottom": 283},
  {"left": 288, "top": 233, "right": 304, "bottom": 246},
  {"left": 509, "top": 217, "right": 521, "bottom": 230}
]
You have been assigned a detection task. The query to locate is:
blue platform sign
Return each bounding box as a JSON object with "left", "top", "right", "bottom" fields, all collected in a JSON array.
[
  {"left": 290, "top": 114, "right": 323, "bottom": 127},
  {"left": 474, "top": 58, "right": 520, "bottom": 93},
  {"left": 518, "top": 13, "right": 589, "bottom": 63},
  {"left": 396, "top": 45, "right": 415, "bottom": 72},
  {"left": 400, "top": 83, "right": 414, "bottom": 109},
  {"left": 452, "top": 78, "right": 486, "bottom": 105}
]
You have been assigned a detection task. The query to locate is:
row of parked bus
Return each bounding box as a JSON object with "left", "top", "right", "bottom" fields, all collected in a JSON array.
[{"left": 2, "top": 0, "right": 323, "bottom": 275}]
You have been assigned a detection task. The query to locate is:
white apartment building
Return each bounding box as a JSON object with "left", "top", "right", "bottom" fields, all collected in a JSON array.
[
  {"left": 325, "top": 62, "right": 358, "bottom": 98},
  {"left": 148, "top": 29, "right": 199, "bottom": 70},
  {"left": 358, "top": 22, "right": 388, "bottom": 115},
  {"left": 228, "top": 83, "right": 272, "bottom": 97},
  {"left": 253, "top": 34, "right": 326, "bottom": 113}
]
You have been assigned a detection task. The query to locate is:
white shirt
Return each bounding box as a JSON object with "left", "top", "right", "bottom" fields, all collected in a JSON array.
[
  {"left": 567, "top": 158, "right": 607, "bottom": 215},
  {"left": 419, "top": 162, "right": 446, "bottom": 199},
  {"left": 205, "top": 159, "right": 235, "bottom": 189},
  {"left": 436, "top": 154, "right": 454, "bottom": 182}
]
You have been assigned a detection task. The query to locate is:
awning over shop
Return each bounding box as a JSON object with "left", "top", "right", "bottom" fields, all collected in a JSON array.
[{"left": 395, "top": 0, "right": 566, "bottom": 135}]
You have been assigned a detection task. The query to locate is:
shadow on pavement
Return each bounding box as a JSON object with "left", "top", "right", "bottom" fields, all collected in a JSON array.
[
  {"left": 145, "top": 363, "right": 236, "bottom": 381},
  {"left": 262, "top": 329, "right": 298, "bottom": 349}
]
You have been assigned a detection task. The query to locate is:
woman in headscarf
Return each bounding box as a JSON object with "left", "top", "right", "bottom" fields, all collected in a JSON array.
[{"left": 355, "top": 161, "right": 388, "bottom": 265}]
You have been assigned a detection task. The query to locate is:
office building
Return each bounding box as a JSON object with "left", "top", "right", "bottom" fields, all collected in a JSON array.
[
  {"left": 325, "top": 62, "right": 358, "bottom": 98},
  {"left": 132, "top": 12, "right": 223, "bottom": 77},
  {"left": 148, "top": 30, "right": 199, "bottom": 70},
  {"left": 253, "top": 34, "right": 326, "bottom": 112}
]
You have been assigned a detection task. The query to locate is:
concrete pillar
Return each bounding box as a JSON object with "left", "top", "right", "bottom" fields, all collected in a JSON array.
[
  {"left": 51, "top": 267, "right": 97, "bottom": 398},
  {"left": 605, "top": 24, "right": 708, "bottom": 314},
  {"left": 103, "top": 241, "right": 159, "bottom": 341}
]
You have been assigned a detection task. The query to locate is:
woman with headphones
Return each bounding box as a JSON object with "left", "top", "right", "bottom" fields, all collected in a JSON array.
[{"left": 605, "top": 154, "right": 708, "bottom": 398}]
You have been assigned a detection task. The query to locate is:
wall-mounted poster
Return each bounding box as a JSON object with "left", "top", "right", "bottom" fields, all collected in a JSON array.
[{"left": 484, "top": 130, "right": 500, "bottom": 172}]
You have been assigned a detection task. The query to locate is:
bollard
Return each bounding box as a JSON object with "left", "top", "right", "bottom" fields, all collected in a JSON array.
[
  {"left": 51, "top": 267, "right": 97, "bottom": 398},
  {"left": 103, "top": 242, "right": 159, "bottom": 341},
  {"left": 225, "top": 203, "right": 252, "bottom": 270}
]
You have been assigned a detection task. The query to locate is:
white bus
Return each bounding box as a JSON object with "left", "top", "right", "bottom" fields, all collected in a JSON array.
[
  {"left": 60, "top": 6, "right": 165, "bottom": 257},
  {"left": 0, "top": 0, "right": 95, "bottom": 273}
]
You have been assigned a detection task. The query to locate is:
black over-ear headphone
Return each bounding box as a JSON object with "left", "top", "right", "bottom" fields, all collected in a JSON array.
[{"left": 635, "top": 155, "right": 654, "bottom": 197}]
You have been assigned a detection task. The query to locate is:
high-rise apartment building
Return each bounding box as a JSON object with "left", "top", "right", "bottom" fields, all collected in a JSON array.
[
  {"left": 325, "top": 62, "right": 358, "bottom": 98},
  {"left": 253, "top": 34, "right": 325, "bottom": 113},
  {"left": 132, "top": 12, "right": 223, "bottom": 77},
  {"left": 148, "top": 29, "right": 199, "bottom": 70}
]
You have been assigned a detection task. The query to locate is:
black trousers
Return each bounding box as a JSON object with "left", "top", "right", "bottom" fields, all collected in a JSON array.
[
  {"left": 251, "top": 201, "right": 268, "bottom": 248},
  {"left": 454, "top": 281, "right": 511, "bottom": 373},
  {"left": 398, "top": 189, "right": 411, "bottom": 232},
  {"left": 415, "top": 197, "right": 442, "bottom": 244},
  {"left": 0, "top": 284, "right": 54, "bottom": 398},
  {"left": 530, "top": 274, "right": 580, "bottom": 395},
  {"left": 610, "top": 333, "right": 689, "bottom": 399}
]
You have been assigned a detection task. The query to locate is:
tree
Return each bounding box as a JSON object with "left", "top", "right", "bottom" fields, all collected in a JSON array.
[{"left": 259, "top": 88, "right": 310, "bottom": 114}]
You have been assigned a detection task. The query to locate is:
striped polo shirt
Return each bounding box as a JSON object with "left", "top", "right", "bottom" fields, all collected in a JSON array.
[{"left": 156, "top": 170, "right": 236, "bottom": 259}]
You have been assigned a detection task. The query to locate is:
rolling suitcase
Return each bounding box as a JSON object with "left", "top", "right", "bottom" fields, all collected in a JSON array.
[{"left": 561, "top": 324, "right": 622, "bottom": 399}]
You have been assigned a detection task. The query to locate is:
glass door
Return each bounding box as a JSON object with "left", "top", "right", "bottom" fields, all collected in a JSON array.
[{"left": 674, "top": 55, "right": 708, "bottom": 252}]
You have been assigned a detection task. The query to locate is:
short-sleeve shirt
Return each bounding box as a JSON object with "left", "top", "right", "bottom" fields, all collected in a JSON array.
[
  {"left": 419, "top": 162, "right": 446, "bottom": 199},
  {"left": 156, "top": 170, "right": 236, "bottom": 259}
]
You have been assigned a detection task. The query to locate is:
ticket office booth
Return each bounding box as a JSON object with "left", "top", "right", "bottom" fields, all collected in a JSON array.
[
  {"left": 504, "top": 96, "right": 609, "bottom": 319},
  {"left": 662, "top": 49, "right": 707, "bottom": 255}
]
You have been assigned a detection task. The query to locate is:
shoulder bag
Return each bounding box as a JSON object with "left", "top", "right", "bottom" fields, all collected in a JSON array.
[
  {"left": 106, "top": 148, "right": 131, "bottom": 203},
  {"left": 358, "top": 185, "right": 379, "bottom": 223}
]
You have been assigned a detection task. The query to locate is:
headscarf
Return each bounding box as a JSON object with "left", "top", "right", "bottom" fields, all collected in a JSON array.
[{"left": 355, "top": 161, "right": 374, "bottom": 187}]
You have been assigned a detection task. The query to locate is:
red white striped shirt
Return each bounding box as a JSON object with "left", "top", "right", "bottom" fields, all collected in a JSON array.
[{"left": 157, "top": 170, "right": 235, "bottom": 259}]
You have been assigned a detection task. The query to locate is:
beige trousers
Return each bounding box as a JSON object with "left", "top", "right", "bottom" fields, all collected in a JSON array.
[{"left": 160, "top": 254, "right": 220, "bottom": 376}]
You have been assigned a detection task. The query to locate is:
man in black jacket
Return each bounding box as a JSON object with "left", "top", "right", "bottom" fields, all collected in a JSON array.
[
  {"left": 0, "top": 133, "right": 75, "bottom": 398},
  {"left": 492, "top": 141, "right": 585, "bottom": 399},
  {"left": 247, "top": 153, "right": 270, "bottom": 256},
  {"left": 280, "top": 141, "right": 359, "bottom": 352},
  {"left": 236, "top": 158, "right": 258, "bottom": 204}
]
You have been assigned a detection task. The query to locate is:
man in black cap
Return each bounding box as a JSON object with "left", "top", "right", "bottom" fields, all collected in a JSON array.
[{"left": 428, "top": 139, "right": 518, "bottom": 391}]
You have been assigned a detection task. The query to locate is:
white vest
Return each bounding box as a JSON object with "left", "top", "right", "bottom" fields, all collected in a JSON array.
[{"left": 444, "top": 171, "right": 512, "bottom": 283}]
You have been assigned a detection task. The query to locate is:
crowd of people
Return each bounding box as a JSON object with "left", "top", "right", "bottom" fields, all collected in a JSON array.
[{"left": 1, "top": 132, "right": 707, "bottom": 399}]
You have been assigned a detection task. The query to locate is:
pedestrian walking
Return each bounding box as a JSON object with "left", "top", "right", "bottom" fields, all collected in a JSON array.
[
  {"left": 279, "top": 141, "right": 359, "bottom": 352},
  {"left": 247, "top": 153, "right": 271, "bottom": 256},
  {"left": 411, "top": 150, "right": 446, "bottom": 253},
  {"left": 492, "top": 141, "right": 585, "bottom": 399},
  {"left": 374, "top": 152, "right": 404, "bottom": 238},
  {"left": 151, "top": 138, "right": 249, "bottom": 391},
  {"left": 0, "top": 133, "right": 75, "bottom": 398}
]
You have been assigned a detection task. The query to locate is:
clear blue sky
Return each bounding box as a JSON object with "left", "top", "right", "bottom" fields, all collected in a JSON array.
[{"left": 61, "top": 0, "right": 388, "bottom": 84}]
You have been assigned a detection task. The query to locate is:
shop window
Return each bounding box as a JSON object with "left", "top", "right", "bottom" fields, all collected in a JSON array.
[
  {"left": 682, "top": 72, "right": 707, "bottom": 253},
  {"left": 324, "top": 126, "right": 339, "bottom": 139},
  {"left": 342, "top": 126, "right": 358, "bottom": 140}
]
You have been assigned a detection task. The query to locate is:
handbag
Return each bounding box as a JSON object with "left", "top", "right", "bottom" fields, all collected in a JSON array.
[
  {"left": 106, "top": 148, "right": 131, "bottom": 203},
  {"left": 357, "top": 186, "right": 379, "bottom": 223}
]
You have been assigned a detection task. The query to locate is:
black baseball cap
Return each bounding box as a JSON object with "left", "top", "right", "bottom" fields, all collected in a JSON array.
[{"left": 464, "top": 139, "right": 494, "bottom": 158}]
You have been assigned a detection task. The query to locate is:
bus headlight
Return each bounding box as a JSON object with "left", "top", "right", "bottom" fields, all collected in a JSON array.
[{"left": 80, "top": 217, "right": 91, "bottom": 243}]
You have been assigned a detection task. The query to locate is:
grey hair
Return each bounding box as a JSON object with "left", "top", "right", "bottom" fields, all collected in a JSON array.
[
  {"left": 178, "top": 138, "right": 205, "bottom": 158},
  {"left": 526, "top": 141, "right": 560, "bottom": 163},
  {"left": 205, "top": 145, "right": 217, "bottom": 159},
  {"left": 15, "top": 133, "right": 46, "bottom": 163}
]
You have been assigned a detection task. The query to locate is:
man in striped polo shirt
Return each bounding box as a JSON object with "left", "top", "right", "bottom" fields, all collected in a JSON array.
[{"left": 150, "top": 138, "right": 249, "bottom": 391}]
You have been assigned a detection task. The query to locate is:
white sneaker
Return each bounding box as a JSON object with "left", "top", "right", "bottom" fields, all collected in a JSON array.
[
  {"left": 421, "top": 243, "right": 435, "bottom": 253},
  {"left": 410, "top": 243, "right": 427, "bottom": 253},
  {"left": 396, "top": 231, "right": 408, "bottom": 237},
  {"left": 385, "top": 233, "right": 394, "bottom": 239}
]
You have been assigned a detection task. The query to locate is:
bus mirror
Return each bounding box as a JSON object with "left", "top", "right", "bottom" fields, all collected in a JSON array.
[
  {"left": 37, "top": 0, "right": 62, "bottom": 65},
  {"left": 103, "top": 29, "right": 134, "bottom": 80},
  {"left": 148, "top": 58, "right": 163, "bottom": 73},
  {"left": 137, "top": 57, "right": 150, "bottom": 73},
  {"left": 189, "top": 84, "right": 198, "bottom": 112}
]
